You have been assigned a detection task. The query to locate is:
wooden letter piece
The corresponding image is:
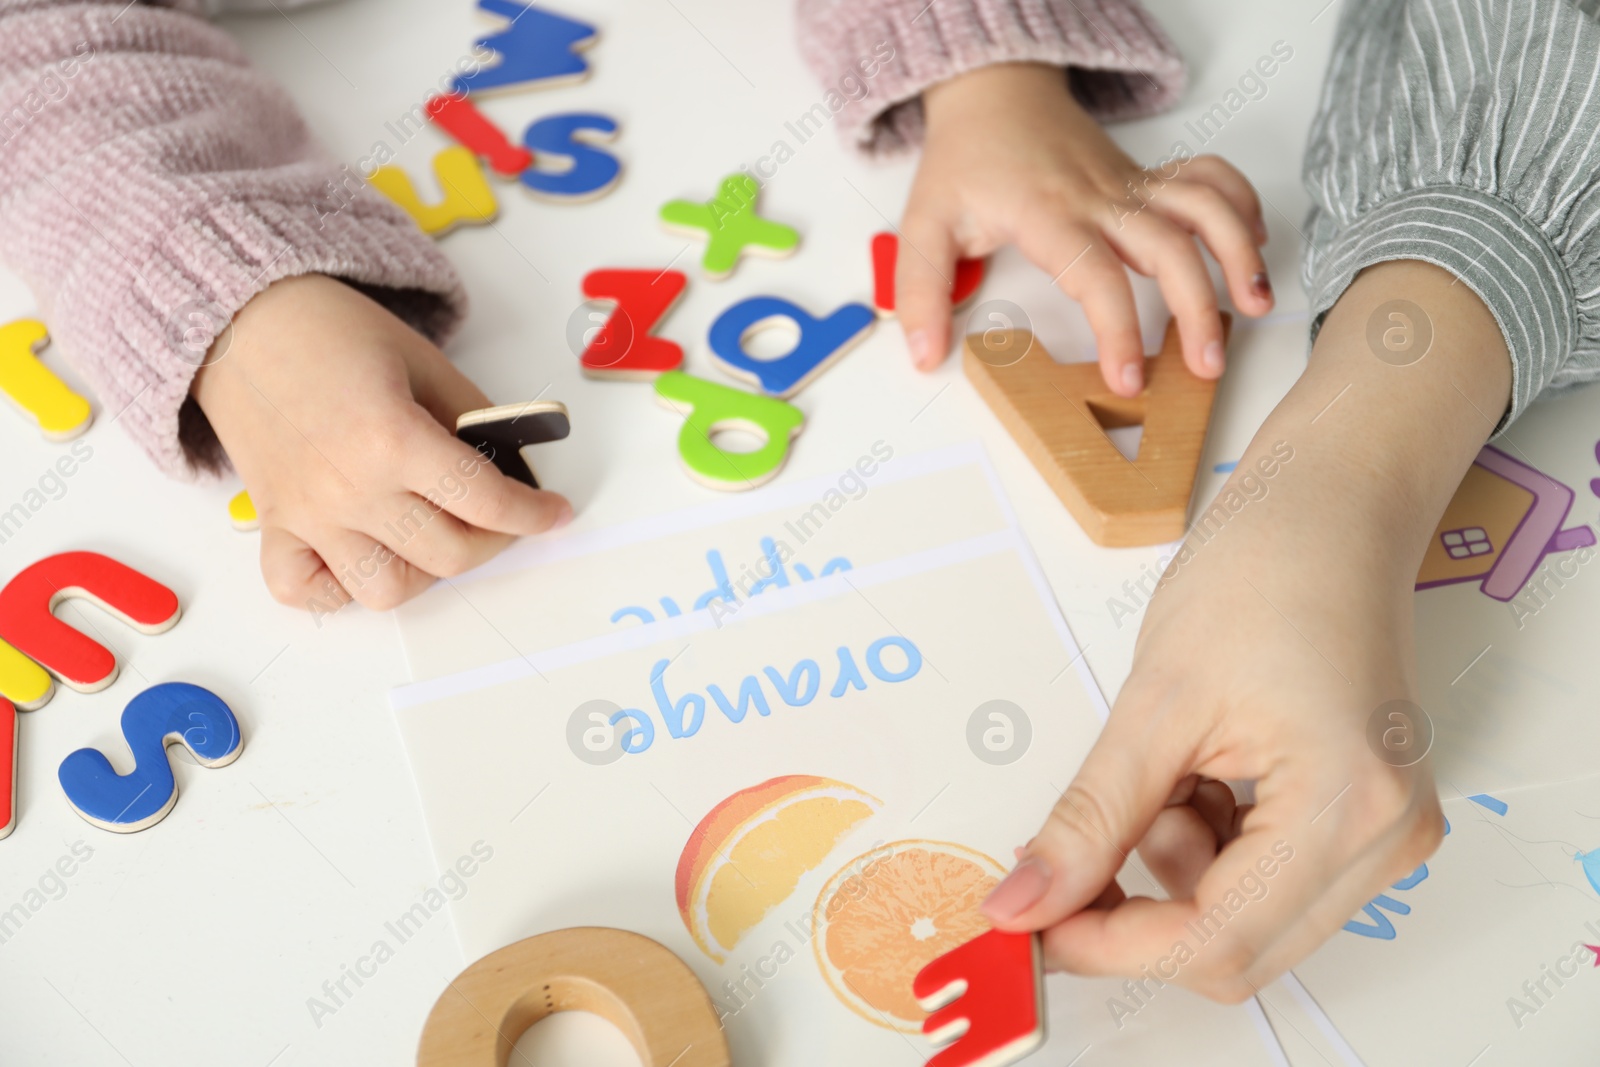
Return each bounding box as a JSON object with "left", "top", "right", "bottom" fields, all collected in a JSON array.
[
  {"left": 706, "top": 296, "right": 875, "bottom": 398},
  {"left": 915, "top": 930, "right": 1046, "bottom": 1067},
  {"left": 369, "top": 147, "right": 499, "bottom": 237},
  {"left": 450, "top": 0, "right": 599, "bottom": 97},
  {"left": 456, "top": 402, "right": 572, "bottom": 490},
  {"left": 518, "top": 114, "right": 622, "bottom": 202},
  {"left": 0, "top": 636, "right": 53, "bottom": 712},
  {"left": 659, "top": 175, "right": 800, "bottom": 280},
  {"left": 228, "top": 490, "right": 260, "bottom": 533},
  {"left": 0, "top": 552, "right": 181, "bottom": 696},
  {"left": 425, "top": 94, "right": 535, "bottom": 178},
  {"left": 416, "top": 926, "right": 730, "bottom": 1067},
  {"left": 0, "top": 319, "right": 93, "bottom": 441},
  {"left": 579, "top": 269, "right": 688, "bottom": 379},
  {"left": 0, "top": 697, "right": 16, "bottom": 841},
  {"left": 870, "top": 232, "right": 986, "bottom": 317},
  {"left": 963, "top": 317, "right": 1225, "bottom": 547},
  {"left": 57, "top": 682, "right": 243, "bottom": 834},
  {"left": 654, "top": 371, "right": 804, "bottom": 491}
]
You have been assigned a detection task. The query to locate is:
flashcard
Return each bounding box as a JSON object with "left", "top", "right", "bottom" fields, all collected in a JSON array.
[
  {"left": 57, "top": 682, "right": 242, "bottom": 833},
  {"left": 0, "top": 551, "right": 181, "bottom": 696},
  {"left": 707, "top": 296, "right": 874, "bottom": 398},
  {"left": 517, "top": 113, "right": 621, "bottom": 201},
  {"left": 451, "top": 0, "right": 598, "bottom": 96},
  {"left": 1418, "top": 446, "right": 1595, "bottom": 602},
  {"left": 0, "top": 318, "right": 92, "bottom": 441},
  {"left": 870, "top": 232, "right": 987, "bottom": 317},
  {"left": 392, "top": 534, "right": 1117, "bottom": 1067},
  {"left": 660, "top": 175, "right": 800, "bottom": 279},
  {"left": 1291, "top": 780, "right": 1600, "bottom": 1066},
  {"left": 654, "top": 371, "right": 804, "bottom": 491},
  {"left": 393, "top": 445, "right": 1017, "bottom": 683},
  {"left": 425, "top": 93, "right": 535, "bottom": 177},
  {"left": 368, "top": 147, "right": 498, "bottom": 237},
  {"left": 579, "top": 268, "right": 687, "bottom": 379}
]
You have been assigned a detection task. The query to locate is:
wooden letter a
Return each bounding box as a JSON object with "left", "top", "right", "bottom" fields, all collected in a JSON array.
[{"left": 963, "top": 317, "right": 1225, "bottom": 547}]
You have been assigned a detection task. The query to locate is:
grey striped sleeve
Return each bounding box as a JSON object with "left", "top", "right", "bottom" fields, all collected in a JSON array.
[{"left": 1301, "top": 0, "right": 1600, "bottom": 430}]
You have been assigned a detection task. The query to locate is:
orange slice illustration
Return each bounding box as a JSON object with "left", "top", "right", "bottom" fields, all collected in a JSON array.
[
  {"left": 812, "top": 839, "right": 1003, "bottom": 1032},
  {"left": 676, "top": 775, "right": 880, "bottom": 962}
]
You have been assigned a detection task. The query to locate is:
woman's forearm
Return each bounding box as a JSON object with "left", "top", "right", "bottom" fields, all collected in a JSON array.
[{"left": 1226, "top": 261, "right": 1511, "bottom": 590}]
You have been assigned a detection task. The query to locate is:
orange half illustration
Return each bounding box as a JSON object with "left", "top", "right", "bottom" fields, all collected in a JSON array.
[
  {"left": 812, "top": 839, "right": 1004, "bottom": 1032},
  {"left": 676, "top": 775, "right": 880, "bottom": 962}
]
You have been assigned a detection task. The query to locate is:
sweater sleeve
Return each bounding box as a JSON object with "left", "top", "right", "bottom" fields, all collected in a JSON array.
[
  {"left": 795, "top": 0, "right": 1187, "bottom": 157},
  {"left": 0, "top": 0, "right": 467, "bottom": 478}
]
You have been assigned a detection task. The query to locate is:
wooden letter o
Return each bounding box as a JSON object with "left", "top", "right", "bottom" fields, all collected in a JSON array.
[{"left": 417, "top": 927, "right": 731, "bottom": 1067}]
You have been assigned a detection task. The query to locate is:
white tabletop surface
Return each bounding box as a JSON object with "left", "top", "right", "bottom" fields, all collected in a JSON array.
[{"left": 0, "top": 1, "right": 1346, "bottom": 1063}]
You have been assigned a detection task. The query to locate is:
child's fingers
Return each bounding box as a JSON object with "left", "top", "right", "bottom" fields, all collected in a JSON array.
[
  {"left": 894, "top": 214, "right": 960, "bottom": 370},
  {"left": 366, "top": 493, "right": 514, "bottom": 580},
  {"left": 408, "top": 429, "right": 573, "bottom": 536},
  {"left": 410, "top": 353, "right": 495, "bottom": 430},
  {"left": 1172, "top": 154, "right": 1267, "bottom": 245},
  {"left": 260, "top": 526, "right": 337, "bottom": 610},
  {"left": 1153, "top": 182, "right": 1274, "bottom": 316},
  {"left": 312, "top": 527, "right": 437, "bottom": 611},
  {"left": 1111, "top": 214, "right": 1227, "bottom": 379},
  {"left": 1018, "top": 224, "right": 1145, "bottom": 396}
]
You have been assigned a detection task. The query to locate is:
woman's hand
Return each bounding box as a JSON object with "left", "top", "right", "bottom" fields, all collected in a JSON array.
[
  {"left": 901, "top": 62, "right": 1274, "bottom": 394},
  {"left": 981, "top": 260, "right": 1514, "bottom": 999},
  {"left": 192, "top": 275, "right": 571, "bottom": 613}
]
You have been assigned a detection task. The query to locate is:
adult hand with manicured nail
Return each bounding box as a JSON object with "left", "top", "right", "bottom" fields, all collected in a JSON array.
[
  {"left": 900, "top": 62, "right": 1274, "bottom": 394},
  {"left": 979, "top": 501, "right": 1446, "bottom": 1002},
  {"left": 979, "top": 260, "right": 1520, "bottom": 1002}
]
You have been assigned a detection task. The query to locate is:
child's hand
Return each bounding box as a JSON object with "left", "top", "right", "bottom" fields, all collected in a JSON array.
[
  {"left": 192, "top": 275, "right": 572, "bottom": 612},
  {"left": 980, "top": 260, "right": 1513, "bottom": 998},
  {"left": 901, "top": 62, "right": 1274, "bottom": 395}
]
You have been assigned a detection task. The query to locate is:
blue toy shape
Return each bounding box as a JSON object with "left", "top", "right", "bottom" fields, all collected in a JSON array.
[
  {"left": 58, "top": 682, "right": 243, "bottom": 833},
  {"left": 707, "top": 297, "right": 875, "bottom": 398},
  {"left": 518, "top": 113, "right": 622, "bottom": 201},
  {"left": 451, "top": 0, "right": 598, "bottom": 96}
]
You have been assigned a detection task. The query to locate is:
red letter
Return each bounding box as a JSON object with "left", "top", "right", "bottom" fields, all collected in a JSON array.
[
  {"left": 0, "top": 552, "right": 180, "bottom": 693},
  {"left": 580, "top": 269, "right": 687, "bottom": 378},
  {"left": 426, "top": 94, "right": 534, "bottom": 178}
]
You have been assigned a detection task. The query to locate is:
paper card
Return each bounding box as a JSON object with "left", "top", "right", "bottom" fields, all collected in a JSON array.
[
  {"left": 1414, "top": 429, "right": 1600, "bottom": 793},
  {"left": 1292, "top": 779, "right": 1600, "bottom": 1066},
  {"left": 392, "top": 540, "right": 1142, "bottom": 1065},
  {"left": 394, "top": 443, "right": 1017, "bottom": 683}
]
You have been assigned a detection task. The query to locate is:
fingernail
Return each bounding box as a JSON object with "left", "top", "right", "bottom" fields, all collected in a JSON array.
[
  {"left": 1250, "top": 272, "right": 1273, "bottom": 303},
  {"left": 551, "top": 500, "right": 575, "bottom": 529},
  {"left": 982, "top": 855, "right": 1052, "bottom": 922},
  {"left": 1120, "top": 361, "right": 1143, "bottom": 395},
  {"left": 1202, "top": 340, "right": 1225, "bottom": 375},
  {"left": 907, "top": 329, "right": 933, "bottom": 369}
]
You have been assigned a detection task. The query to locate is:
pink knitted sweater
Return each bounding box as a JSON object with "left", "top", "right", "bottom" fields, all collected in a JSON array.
[{"left": 0, "top": 0, "right": 1184, "bottom": 478}]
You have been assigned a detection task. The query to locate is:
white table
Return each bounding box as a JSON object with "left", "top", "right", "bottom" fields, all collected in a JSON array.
[{"left": 0, "top": 2, "right": 1343, "bottom": 1062}]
